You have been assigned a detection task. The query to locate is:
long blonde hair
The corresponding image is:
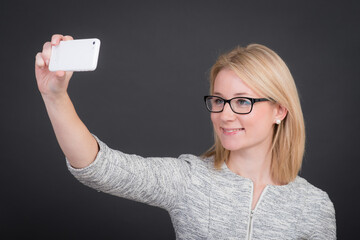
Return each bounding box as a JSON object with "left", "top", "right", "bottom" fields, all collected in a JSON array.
[{"left": 202, "top": 44, "right": 305, "bottom": 185}]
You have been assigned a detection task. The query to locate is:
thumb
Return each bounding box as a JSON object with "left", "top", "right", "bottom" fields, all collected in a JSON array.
[
  {"left": 55, "top": 71, "right": 66, "bottom": 79},
  {"left": 54, "top": 70, "right": 71, "bottom": 90}
]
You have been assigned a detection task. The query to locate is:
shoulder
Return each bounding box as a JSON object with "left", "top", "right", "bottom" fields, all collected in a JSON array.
[
  {"left": 291, "top": 176, "right": 336, "bottom": 237},
  {"left": 292, "top": 176, "right": 333, "bottom": 206},
  {"left": 178, "top": 154, "right": 214, "bottom": 168},
  {"left": 177, "top": 154, "right": 216, "bottom": 181}
]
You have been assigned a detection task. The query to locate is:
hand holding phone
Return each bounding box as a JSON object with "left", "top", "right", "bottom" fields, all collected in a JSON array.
[
  {"left": 35, "top": 35, "right": 73, "bottom": 97},
  {"left": 49, "top": 38, "right": 101, "bottom": 72}
]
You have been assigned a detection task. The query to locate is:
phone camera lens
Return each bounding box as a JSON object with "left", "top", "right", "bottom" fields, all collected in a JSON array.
[{"left": 93, "top": 41, "right": 95, "bottom": 45}]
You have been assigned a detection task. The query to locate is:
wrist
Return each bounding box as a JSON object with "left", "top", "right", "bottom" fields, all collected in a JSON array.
[{"left": 41, "top": 91, "right": 69, "bottom": 105}]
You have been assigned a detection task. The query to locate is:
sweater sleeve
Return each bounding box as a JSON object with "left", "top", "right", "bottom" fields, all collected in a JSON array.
[{"left": 66, "top": 135, "right": 194, "bottom": 211}]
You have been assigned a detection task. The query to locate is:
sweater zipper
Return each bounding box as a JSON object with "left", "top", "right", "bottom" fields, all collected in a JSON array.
[
  {"left": 246, "top": 183, "right": 269, "bottom": 240},
  {"left": 247, "top": 210, "right": 254, "bottom": 240}
]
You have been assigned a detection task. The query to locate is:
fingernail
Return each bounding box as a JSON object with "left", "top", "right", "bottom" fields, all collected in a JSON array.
[{"left": 46, "top": 59, "right": 50, "bottom": 65}]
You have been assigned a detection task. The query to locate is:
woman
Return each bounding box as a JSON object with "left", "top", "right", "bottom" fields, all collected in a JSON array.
[{"left": 35, "top": 34, "right": 336, "bottom": 239}]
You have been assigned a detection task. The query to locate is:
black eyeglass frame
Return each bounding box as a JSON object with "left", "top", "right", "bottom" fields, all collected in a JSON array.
[{"left": 204, "top": 95, "right": 270, "bottom": 114}]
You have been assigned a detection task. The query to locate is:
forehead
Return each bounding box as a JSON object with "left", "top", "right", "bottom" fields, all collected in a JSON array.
[{"left": 213, "top": 69, "right": 258, "bottom": 97}]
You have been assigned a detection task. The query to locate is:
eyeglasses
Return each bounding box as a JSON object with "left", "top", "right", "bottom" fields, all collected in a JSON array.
[{"left": 204, "top": 95, "right": 270, "bottom": 114}]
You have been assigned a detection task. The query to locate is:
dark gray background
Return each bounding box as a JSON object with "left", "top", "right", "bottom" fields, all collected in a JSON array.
[{"left": 1, "top": 0, "right": 359, "bottom": 239}]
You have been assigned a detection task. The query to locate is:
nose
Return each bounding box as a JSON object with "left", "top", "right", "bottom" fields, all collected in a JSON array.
[{"left": 220, "top": 102, "right": 236, "bottom": 121}]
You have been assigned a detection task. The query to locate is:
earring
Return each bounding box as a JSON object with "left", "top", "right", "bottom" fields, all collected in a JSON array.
[{"left": 276, "top": 119, "right": 281, "bottom": 125}]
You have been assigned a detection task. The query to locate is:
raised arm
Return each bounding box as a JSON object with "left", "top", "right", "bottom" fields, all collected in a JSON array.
[{"left": 35, "top": 34, "right": 98, "bottom": 168}]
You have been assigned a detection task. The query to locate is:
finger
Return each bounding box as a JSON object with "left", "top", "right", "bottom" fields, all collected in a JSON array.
[
  {"left": 51, "top": 34, "right": 64, "bottom": 46},
  {"left": 35, "top": 52, "right": 45, "bottom": 68},
  {"left": 42, "top": 42, "right": 52, "bottom": 66},
  {"left": 63, "top": 35, "right": 74, "bottom": 41},
  {"left": 55, "top": 71, "right": 66, "bottom": 79}
]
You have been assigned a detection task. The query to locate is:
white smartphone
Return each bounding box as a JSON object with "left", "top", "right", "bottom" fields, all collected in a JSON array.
[{"left": 49, "top": 38, "right": 101, "bottom": 72}]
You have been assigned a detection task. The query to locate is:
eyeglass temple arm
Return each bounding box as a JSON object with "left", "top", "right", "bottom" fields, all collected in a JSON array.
[{"left": 254, "top": 98, "right": 270, "bottom": 103}]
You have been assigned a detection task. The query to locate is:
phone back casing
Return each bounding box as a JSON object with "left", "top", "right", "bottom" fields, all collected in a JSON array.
[{"left": 49, "top": 38, "right": 101, "bottom": 72}]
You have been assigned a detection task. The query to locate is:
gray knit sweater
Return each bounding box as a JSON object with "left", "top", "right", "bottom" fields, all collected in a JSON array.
[{"left": 67, "top": 136, "right": 336, "bottom": 239}]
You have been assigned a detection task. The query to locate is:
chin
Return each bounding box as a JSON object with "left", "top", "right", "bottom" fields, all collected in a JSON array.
[{"left": 219, "top": 140, "right": 244, "bottom": 152}]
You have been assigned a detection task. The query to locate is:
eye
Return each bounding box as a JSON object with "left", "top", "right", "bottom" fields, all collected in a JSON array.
[
  {"left": 235, "top": 98, "right": 251, "bottom": 107},
  {"left": 213, "top": 98, "right": 224, "bottom": 105}
]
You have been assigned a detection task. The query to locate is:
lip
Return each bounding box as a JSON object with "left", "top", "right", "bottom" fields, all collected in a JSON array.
[{"left": 221, "top": 127, "right": 245, "bottom": 136}]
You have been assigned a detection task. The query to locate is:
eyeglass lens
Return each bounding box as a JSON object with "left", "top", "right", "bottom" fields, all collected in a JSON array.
[{"left": 206, "top": 96, "right": 252, "bottom": 114}]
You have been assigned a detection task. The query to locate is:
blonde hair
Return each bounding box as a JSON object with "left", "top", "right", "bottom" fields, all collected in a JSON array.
[{"left": 202, "top": 44, "right": 305, "bottom": 185}]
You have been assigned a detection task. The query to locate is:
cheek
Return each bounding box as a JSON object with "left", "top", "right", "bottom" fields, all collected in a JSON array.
[
  {"left": 210, "top": 113, "right": 218, "bottom": 126},
  {"left": 210, "top": 114, "right": 222, "bottom": 136},
  {"left": 247, "top": 105, "right": 275, "bottom": 125},
  {"left": 241, "top": 115, "right": 258, "bottom": 127},
  {"left": 244, "top": 113, "right": 274, "bottom": 135},
  {"left": 239, "top": 108, "right": 271, "bottom": 129}
]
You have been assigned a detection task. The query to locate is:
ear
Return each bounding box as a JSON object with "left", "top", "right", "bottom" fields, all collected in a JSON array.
[{"left": 273, "top": 103, "right": 288, "bottom": 123}]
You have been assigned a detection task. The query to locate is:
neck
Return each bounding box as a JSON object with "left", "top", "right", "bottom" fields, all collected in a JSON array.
[{"left": 227, "top": 145, "right": 275, "bottom": 186}]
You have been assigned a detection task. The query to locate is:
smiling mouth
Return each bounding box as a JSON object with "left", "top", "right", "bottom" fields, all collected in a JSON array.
[{"left": 221, "top": 128, "right": 245, "bottom": 134}]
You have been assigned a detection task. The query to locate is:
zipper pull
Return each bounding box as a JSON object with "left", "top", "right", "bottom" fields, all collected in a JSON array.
[{"left": 247, "top": 210, "right": 255, "bottom": 240}]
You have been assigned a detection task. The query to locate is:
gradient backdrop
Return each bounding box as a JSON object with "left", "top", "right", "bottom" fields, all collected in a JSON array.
[{"left": 1, "top": 0, "right": 359, "bottom": 239}]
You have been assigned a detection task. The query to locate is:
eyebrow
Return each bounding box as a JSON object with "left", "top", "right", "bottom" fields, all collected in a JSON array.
[{"left": 213, "top": 92, "right": 250, "bottom": 97}]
